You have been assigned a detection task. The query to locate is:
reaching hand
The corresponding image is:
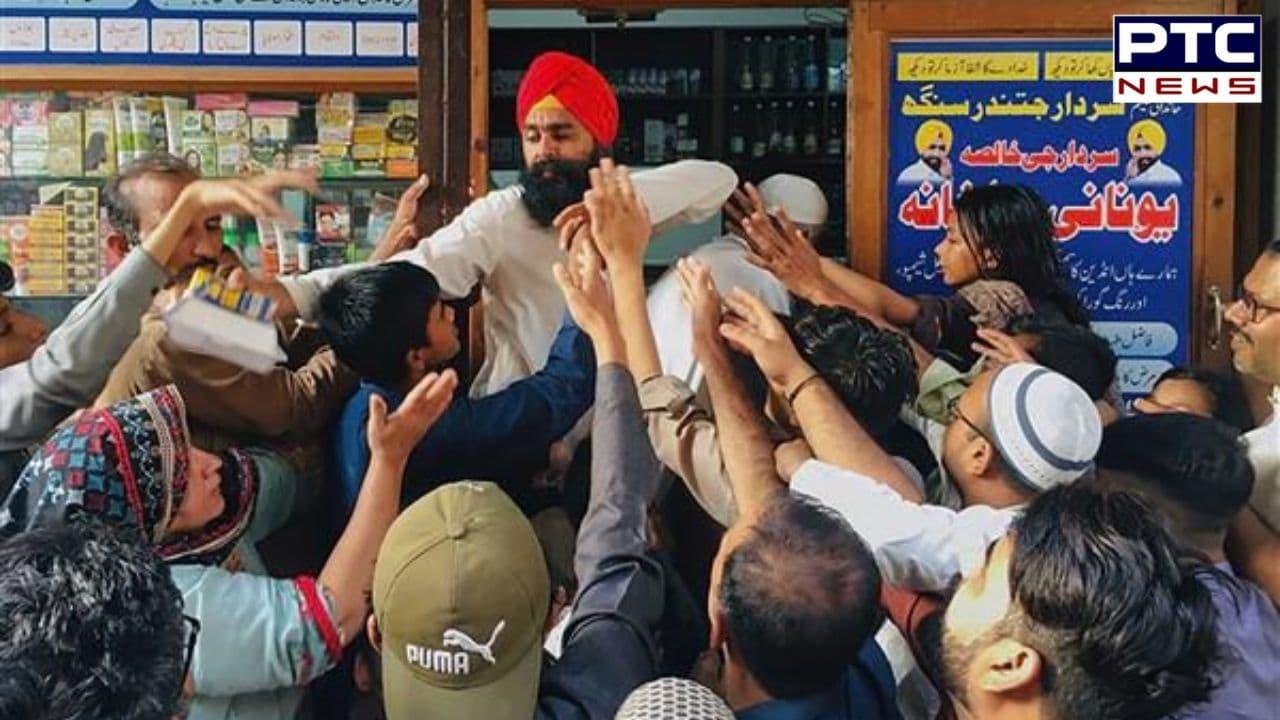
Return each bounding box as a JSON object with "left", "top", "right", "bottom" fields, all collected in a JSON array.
[
  {"left": 738, "top": 202, "right": 826, "bottom": 301},
  {"left": 721, "top": 183, "right": 765, "bottom": 239},
  {"left": 774, "top": 437, "right": 814, "bottom": 481},
  {"left": 370, "top": 174, "right": 430, "bottom": 262},
  {"left": 174, "top": 170, "right": 316, "bottom": 231},
  {"left": 582, "top": 158, "right": 651, "bottom": 272},
  {"left": 552, "top": 230, "right": 618, "bottom": 344},
  {"left": 225, "top": 268, "right": 297, "bottom": 320},
  {"left": 972, "top": 327, "right": 1034, "bottom": 370},
  {"left": 675, "top": 257, "right": 725, "bottom": 362},
  {"left": 719, "top": 288, "right": 813, "bottom": 394},
  {"left": 553, "top": 203, "right": 589, "bottom": 252},
  {"left": 367, "top": 369, "right": 458, "bottom": 464}
]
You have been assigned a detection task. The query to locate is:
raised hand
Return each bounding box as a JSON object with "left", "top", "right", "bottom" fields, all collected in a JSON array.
[
  {"left": 552, "top": 229, "right": 618, "bottom": 346},
  {"left": 675, "top": 257, "right": 725, "bottom": 362},
  {"left": 719, "top": 288, "right": 813, "bottom": 395},
  {"left": 721, "top": 182, "right": 766, "bottom": 239},
  {"left": 739, "top": 202, "right": 826, "bottom": 301},
  {"left": 370, "top": 174, "right": 430, "bottom": 262},
  {"left": 973, "top": 327, "right": 1034, "bottom": 371},
  {"left": 176, "top": 169, "right": 317, "bottom": 230},
  {"left": 367, "top": 369, "right": 458, "bottom": 464},
  {"left": 583, "top": 158, "right": 651, "bottom": 272}
]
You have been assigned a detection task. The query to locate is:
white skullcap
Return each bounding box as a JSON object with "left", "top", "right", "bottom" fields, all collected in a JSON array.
[
  {"left": 988, "top": 363, "right": 1101, "bottom": 492},
  {"left": 757, "top": 173, "right": 829, "bottom": 227},
  {"left": 615, "top": 678, "right": 734, "bottom": 720}
]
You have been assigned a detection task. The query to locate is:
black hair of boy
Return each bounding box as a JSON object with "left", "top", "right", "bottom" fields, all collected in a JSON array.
[
  {"left": 0, "top": 523, "right": 186, "bottom": 720},
  {"left": 318, "top": 262, "right": 442, "bottom": 389},
  {"left": 1153, "top": 366, "right": 1254, "bottom": 432},
  {"left": 1009, "top": 316, "right": 1117, "bottom": 400},
  {"left": 1097, "top": 412, "right": 1254, "bottom": 545},
  {"left": 787, "top": 300, "right": 918, "bottom": 436}
]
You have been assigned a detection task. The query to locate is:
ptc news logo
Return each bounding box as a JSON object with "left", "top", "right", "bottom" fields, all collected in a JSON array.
[{"left": 1113, "top": 15, "right": 1262, "bottom": 103}]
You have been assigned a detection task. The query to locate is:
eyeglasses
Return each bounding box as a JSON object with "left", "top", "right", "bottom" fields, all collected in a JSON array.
[
  {"left": 180, "top": 614, "right": 201, "bottom": 686},
  {"left": 947, "top": 396, "right": 992, "bottom": 445},
  {"left": 1234, "top": 287, "right": 1280, "bottom": 325}
]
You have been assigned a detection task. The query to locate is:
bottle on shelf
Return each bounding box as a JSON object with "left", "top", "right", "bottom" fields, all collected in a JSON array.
[
  {"left": 675, "top": 113, "right": 697, "bottom": 159},
  {"left": 827, "top": 35, "right": 847, "bottom": 93},
  {"left": 784, "top": 35, "right": 802, "bottom": 92},
  {"left": 728, "top": 104, "right": 746, "bottom": 157},
  {"left": 673, "top": 67, "right": 689, "bottom": 96},
  {"left": 825, "top": 99, "right": 844, "bottom": 157},
  {"left": 782, "top": 101, "right": 798, "bottom": 155},
  {"left": 689, "top": 67, "right": 703, "bottom": 95},
  {"left": 738, "top": 35, "right": 755, "bottom": 92},
  {"left": 767, "top": 101, "right": 783, "bottom": 155},
  {"left": 759, "top": 35, "right": 776, "bottom": 93},
  {"left": 658, "top": 69, "right": 670, "bottom": 96},
  {"left": 803, "top": 35, "right": 822, "bottom": 92},
  {"left": 751, "top": 102, "right": 768, "bottom": 159},
  {"left": 802, "top": 100, "right": 820, "bottom": 156}
]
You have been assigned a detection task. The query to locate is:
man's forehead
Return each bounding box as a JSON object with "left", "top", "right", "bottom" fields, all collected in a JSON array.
[
  {"left": 127, "top": 173, "right": 191, "bottom": 214},
  {"left": 1246, "top": 253, "right": 1280, "bottom": 301},
  {"left": 523, "top": 106, "right": 584, "bottom": 132}
]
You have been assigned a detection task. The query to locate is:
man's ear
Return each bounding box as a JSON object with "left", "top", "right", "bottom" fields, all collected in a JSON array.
[
  {"left": 366, "top": 614, "right": 382, "bottom": 653},
  {"left": 969, "top": 437, "right": 999, "bottom": 478},
  {"left": 976, "top": 638, "right": 1042, "bottom": 695},
  {"left": 708, "top": 605, "right": 728, "bottom": 652}
]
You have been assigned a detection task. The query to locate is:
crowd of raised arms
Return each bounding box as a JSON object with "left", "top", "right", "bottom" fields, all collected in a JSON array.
[{"left": 1, "top": 51, "right": 1277, "bottom": 720}]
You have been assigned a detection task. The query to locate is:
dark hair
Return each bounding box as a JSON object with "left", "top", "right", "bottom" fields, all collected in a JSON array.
[
  {"left": 0, "top": 260, "right": 12, "bottom": 294},
  {"left": 954, "top": 184, "right": 1089, "bottom": 326},
  {"left": 1008, "top": 316, "right": 1116, "bottom": 400},
  {"left": 0, "top": 522, "right": 185, "bottom": 720},
  {"left": 318, "top": 262, "right": 441, "bottom": 388},
  {"left": 1267, "top": 237, "right": 1280, "bottom": 254},
  {"left": 1007, "top": 484, "right": 1221, "bottom": 720},
  {"left": 1152, "top": 366, "right": 1254, "bottom": 431},
  {"left": 786, "top": 301, "right": 918, "bottom": 436},
  {"left": 719, "top": 493, "right": 883, "bottom": 698},
  {"left": 103, "top": 152, "right": 200, "bottom": 245},
  {"left": 1097, "top": 413, "right": 1253, "bottom": 536}
]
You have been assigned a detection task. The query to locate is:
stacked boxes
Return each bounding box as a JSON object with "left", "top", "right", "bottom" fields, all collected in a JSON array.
[
  {"left": 316, "top": 92, "right": 355, "bottom": 178},
  {"left": 11, "top": 99, "right": 50, "bottom": 177},
  {"left": 385, "top": 99, "right": 418, "bottom": 178},
  {"left": 83, "top": 108, "right": 116, "bottom": 176},
  {"left": 180, "top": 109, "right": 217, "bottom": 175},
  {"left": 352, "top": 112, "right": 387, "bottom": 177},
  {"left": 63, "top": 187, "right": 99, "bottom": 295},
  {"left": 0, "top": 100, "right": 11, "bottom": 178},
  {"left": 16, "top": 205, "right": 67, "bottom": 295},
  {"left": 248, "top": 100, "right": 298, "bottom": 173},
  {"left": 48, "top": 112, "right": 83, "bottom": 177}
]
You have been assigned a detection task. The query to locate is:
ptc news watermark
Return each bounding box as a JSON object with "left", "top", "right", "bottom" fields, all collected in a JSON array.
[{"left": 1113, "top": 15, "right": 1262, "bottom": 103}]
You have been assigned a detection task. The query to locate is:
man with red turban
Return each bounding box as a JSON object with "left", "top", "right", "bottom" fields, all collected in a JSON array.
[{"left": 270, "top": 51, "right": 736, "bottom": 399}]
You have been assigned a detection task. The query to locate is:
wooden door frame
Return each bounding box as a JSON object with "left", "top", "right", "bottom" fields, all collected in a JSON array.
[{"left": 849, "top": 0, "right": 1254, "bottom": 370}]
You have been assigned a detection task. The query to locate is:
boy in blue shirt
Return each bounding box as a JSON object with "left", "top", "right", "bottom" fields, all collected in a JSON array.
[{"left": 319, "top": 262, "right": 595, "bottom": 517}]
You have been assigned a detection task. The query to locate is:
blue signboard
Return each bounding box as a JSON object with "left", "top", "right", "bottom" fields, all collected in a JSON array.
[
  {"left": 886, "top": 39, "right": 1195, "bottom": 396},
  {"left": 0, "top": 0, "right": 417, "bottom": 67}
]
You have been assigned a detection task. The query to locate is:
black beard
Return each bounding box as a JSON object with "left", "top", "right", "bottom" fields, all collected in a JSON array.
[
  {"left": 1137, "top": 156, "right": 1156, "bottom": 173},
  {"left": 518, "top": 155, "right": 595, "bottom": 227},
  {"left": 923, "top": 155, "right": 944, "bottom": 172}
]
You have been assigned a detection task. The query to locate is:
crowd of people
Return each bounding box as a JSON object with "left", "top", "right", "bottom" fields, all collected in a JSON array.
[{"left": 0, "top": 50, "right": 1277, "bottom": 720}]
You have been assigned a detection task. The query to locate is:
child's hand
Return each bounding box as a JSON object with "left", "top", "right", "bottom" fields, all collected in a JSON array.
[{"left": 367, "top": 369, "right": 458, "bottom": 464}]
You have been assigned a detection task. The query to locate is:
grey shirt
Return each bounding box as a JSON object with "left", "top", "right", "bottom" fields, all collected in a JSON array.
[
  {"left": 1, "top": 249, "right": 167, "bottom": 479},
  {"left": 537, "top": 363, "right": 666, "bottom": 720}
]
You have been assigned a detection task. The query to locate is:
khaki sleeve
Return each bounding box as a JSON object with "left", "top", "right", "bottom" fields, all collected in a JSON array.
[
  {"left": 159, "top": 341, "right": 358, "bottom": 439},
  {"left": 639, "top": 375, "right": 737, "bottom": 527}
]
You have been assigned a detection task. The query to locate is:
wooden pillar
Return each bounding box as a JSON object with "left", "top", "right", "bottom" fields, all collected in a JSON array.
[{"left": 419, "top": 0, "right": 486, "bottom": 380}]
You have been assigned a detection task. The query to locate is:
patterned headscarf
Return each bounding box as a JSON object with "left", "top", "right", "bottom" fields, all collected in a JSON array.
[{"left": 0, "top": 385, "right": 256, "bottom": 566}]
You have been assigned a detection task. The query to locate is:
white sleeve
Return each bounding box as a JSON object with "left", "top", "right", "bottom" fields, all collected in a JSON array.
[
  {"left": 279, "top": 194, "right": 505, "bottom": 319},
  {"left": 630, "top": 160, "right": 738, "bottom": 235},
  {"left": 791, "top": 460, "right": 1016, "bottom": 592}
]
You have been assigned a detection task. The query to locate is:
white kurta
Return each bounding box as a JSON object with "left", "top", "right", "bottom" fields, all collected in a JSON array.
[
  {"left": 646, "top": 236, "right": 791, "bottom": 390},
  {"left": 281, "top": 160, "right": 738, "bottom": 397}
]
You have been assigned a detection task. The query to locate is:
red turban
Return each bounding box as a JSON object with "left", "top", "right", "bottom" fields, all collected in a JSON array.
[{"left": 516, "top": 51, "right": 619, "bottom": 147}]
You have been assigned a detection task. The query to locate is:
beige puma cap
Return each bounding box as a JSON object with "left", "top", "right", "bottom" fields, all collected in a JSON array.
[{"left": 374, "top": 481, "right": 551, "bottom": 719}]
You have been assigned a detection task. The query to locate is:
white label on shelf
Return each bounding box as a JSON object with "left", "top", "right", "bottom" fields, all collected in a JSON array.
[
  {"left": 151, "top": 19, "right": 199, "bottom": 55},
  {"left": 101, "top": 18, "right": 148, "bottom": 54},
  {"left": 48, "top": 17, "right": 97, "bottom": 54},
  {"left": 305, "top": 21, "right": 353, "bottom": 57},
  {"left": 0, "top": 17, "right": 45, "bottom": 53},
  {"left": 203, "top": 20, "right": 250, "bottom": 55},
  {"left": 406, "top": 22, "right": 418, "bottom": 56},
  {"left": 254, "top": 20, "right": 302, "bottom": 56},
  {"left": 356, "top": 21, "right": 403, "bottom": 58}
]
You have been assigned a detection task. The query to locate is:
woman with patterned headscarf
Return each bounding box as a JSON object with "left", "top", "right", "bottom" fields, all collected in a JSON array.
[{"left": 1, "top": 372, "right": 456, "bottom": 720}]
